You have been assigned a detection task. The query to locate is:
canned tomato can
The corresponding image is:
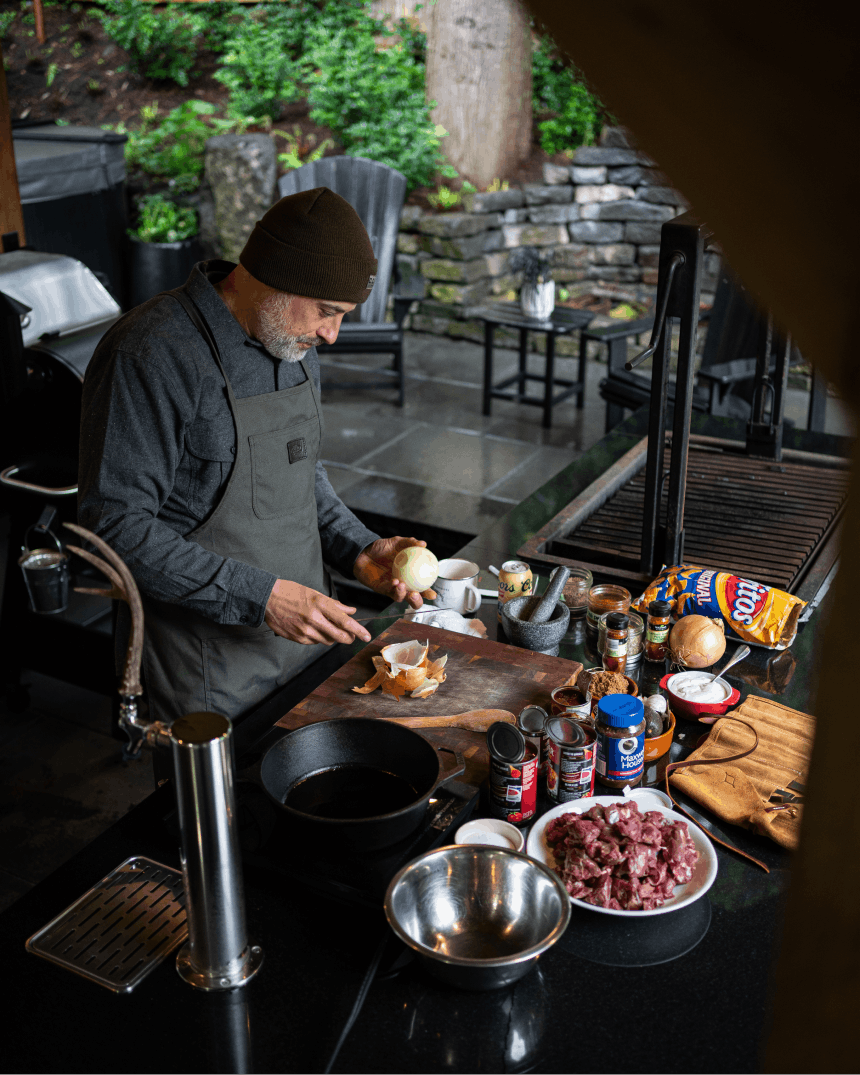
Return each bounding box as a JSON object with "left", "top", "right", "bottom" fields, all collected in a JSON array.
[
  {"left": 487, "top": 721, "right": 538, "bottom": 825},
  {"left": 498, "top": 560, "right": 533, "bottom": 622},
  {"left": 516, "top": 705, "right": 548, "bottom": 774},
  {"left": 544, "top": 716, "right": 597, "bottom": 803}
]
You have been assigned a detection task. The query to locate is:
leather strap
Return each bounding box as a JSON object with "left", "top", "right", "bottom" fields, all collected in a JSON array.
[{"left": 663, "top": 717, "right": 771, "bottom": 873}]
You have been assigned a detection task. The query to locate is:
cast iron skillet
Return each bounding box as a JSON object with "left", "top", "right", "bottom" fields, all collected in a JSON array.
[{"left": 260, "top": 718, "right": 465, "bottom": 851}]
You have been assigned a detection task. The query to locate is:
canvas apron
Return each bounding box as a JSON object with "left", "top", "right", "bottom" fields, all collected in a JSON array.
[{"left": 141, "top": 290, "right": 332, "bottom": 723}]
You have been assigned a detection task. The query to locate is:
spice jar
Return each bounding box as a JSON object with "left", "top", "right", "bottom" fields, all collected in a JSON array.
[
  {"left": 594, "top": 694, "right": 646, "bottom": 789},
  {"left": 598, "top": 610, "right": 644, "bottom": 669},
  {"left": 586, "top": 584, "right": 631, "bottom": 640},
  {"left": 645, "top": 600, "right": 672, "bottom": 663},
  {"left": 602, "top": 613, "right": 629, "bottom": 673}
]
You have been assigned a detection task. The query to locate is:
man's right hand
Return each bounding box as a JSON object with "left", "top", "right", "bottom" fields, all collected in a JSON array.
[{"left": 264, "top": 579, "right": 372, "bottom": 646}]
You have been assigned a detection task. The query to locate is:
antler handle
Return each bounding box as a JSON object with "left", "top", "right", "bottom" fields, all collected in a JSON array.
[{"left": 63, "top": 524, "right": 144, "bottom": 698}]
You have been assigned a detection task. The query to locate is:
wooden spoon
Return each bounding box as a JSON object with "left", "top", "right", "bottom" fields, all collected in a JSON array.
[{"left": 382, "top": 709, "right": 516, "bottom": 732}]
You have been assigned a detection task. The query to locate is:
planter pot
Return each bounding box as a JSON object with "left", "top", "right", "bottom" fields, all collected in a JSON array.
[
  {"left": 127, "top": 234, "right": 204, "bottom": 309},
  {"left": 520, "top": 279, "right": 555, "bottom": 320}
]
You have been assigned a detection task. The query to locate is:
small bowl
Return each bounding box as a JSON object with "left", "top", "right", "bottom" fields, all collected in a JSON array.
[
  {"left": 587, "top": 674, "right": 639, "bottom": 716},
  {"left": 660, "top": 672, "right": 741, "bottom": 720},
  {"left": 455, "top": 818, "right": 525, "bottom": 853},
  {"left": 644, "top": 708, "right": 676, "bottom": 760},
  {"left": 384, "top": 845, "right": 571, "bottom": 991}
]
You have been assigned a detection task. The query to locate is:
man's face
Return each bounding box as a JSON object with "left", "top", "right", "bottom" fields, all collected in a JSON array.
[{"left": 255, "top": 291, "right": 357, "bottom": 362}]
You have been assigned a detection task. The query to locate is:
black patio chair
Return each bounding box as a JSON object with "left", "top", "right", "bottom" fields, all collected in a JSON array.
[
  {"left": 594, "top": 267, "right": 824, "bottom": 433},
  {"left": 277, "top": 156, "right": 418, "bottom": 406}
]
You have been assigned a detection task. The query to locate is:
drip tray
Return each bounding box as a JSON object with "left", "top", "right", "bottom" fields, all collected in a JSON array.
[{"left": 26, "top": 856, "right": 187, "bottom": 993}]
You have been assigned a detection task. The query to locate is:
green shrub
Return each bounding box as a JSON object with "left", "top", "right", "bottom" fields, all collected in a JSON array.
[
  {"left": 105, "top": 100, "right": 244, "bottom": 191},
  {"left": 532, "top": 35, "right": 611, "bottom": 155},
  {"left": 304, "top": 9, "right": 454, "bottom": 191},
  {"left": 213, "top": 2, "right": 312, "bottom": 123},
  {"left": 93, "top": 0, "right": 206, "bottom": 87},
  {"left": 129, "top": 194, "right": 198, "bottom": 243}
]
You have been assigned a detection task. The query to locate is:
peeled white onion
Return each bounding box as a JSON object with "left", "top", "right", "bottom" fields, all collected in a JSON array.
[
  {"left": 669, "top": 615, "right": 726, "bottom": 669},
  {"left": 393, "top": 547, "right": 439, "bottom": 591}
]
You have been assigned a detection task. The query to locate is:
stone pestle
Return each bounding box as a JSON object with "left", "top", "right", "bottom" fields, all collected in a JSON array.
[{"left": 527, "top": 566, "right": 571, "bottom": 624}]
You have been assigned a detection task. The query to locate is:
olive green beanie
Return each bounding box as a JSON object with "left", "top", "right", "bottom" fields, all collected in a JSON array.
[{"left": 239, "top": 187, "right": 378, "bottom": 304}]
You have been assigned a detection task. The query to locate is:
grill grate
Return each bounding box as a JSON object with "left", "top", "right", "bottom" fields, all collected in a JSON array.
[
  {"left": 26, "top": 856, "right": 187, "bottom": 993},
  {"left": 548, "top": 447, "right": 849, "bottom": 591}
]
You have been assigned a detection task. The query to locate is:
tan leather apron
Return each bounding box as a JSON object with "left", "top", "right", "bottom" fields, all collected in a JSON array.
[{"left": 141, "top": 290, "right": 332, "bottom": 723}]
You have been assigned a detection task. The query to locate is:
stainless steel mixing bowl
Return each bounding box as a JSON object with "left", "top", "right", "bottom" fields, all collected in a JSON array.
[{"left": 384, "top": 844, "right": 571, "bottom": 990}]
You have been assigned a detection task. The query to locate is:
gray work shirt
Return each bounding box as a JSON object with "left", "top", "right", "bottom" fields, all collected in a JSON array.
[{"left": 78, "top": 260, "right": 380, "bottom": 627}]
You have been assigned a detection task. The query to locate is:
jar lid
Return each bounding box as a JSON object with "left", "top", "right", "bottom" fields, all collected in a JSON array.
[
  {"left": 597, "top": 694, "right": 644, "bottom": 727},
  {"left": 606, "top": 612, "right": 629, "bottom": 629},
  {"left": 545, "top": 715, "right": 590, "bottom": 745},
  {"left": 487, "top": 721, "right": 526, "bottom": 763},
  {"left": 517, "top": 705, "right": 547, "bottom": 734},
  {"left": 648, "top": 600, "right": 672, "bottom": 616}
]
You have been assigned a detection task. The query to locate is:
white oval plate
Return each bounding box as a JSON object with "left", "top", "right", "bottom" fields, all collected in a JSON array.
[{"left": 526, "top": 795, "right": 718, "bottom": 918}]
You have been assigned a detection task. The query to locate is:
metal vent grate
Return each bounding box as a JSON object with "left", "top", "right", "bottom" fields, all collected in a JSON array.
[
  {"left": 26, "top": 856, "right": 187, "bottom": 993},
  {"left": 548, "top": 446, "right": 848, "bottom": 592}
]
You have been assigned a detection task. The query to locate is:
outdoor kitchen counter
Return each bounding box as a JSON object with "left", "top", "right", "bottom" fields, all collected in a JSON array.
[{"left": 2, "top": 409, "right": 843, "bottom": 1074}]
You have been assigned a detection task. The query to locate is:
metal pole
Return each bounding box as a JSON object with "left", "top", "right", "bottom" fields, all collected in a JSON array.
[{"left": 172, "top": 712, "right": 263, "bottom": 991}]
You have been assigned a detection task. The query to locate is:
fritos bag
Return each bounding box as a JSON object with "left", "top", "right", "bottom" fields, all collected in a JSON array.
[{"left": 633, "top": 564, "right": 805, "bottom": 649}]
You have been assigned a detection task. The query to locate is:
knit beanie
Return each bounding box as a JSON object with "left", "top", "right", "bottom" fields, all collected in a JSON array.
[{"left": 240, "top": 187, "right": 378, "bottom": 304}]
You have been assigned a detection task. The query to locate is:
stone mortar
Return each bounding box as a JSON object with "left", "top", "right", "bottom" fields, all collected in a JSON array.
[{"left": 501, "top": 595, "right": 570, "bottom": 655}]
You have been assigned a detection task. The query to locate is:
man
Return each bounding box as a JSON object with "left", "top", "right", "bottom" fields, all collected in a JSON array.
[{"left": 79, "top": 187, "right": 431, "bottom": 724}]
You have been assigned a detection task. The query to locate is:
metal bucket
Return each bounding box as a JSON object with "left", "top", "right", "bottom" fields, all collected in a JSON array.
[{"left": 18, "top": 525, "right": 70, "bottom": 614}]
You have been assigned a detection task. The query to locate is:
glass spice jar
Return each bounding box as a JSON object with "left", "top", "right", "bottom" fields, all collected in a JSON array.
[
  {"left": 586, "top": 584, "right": 632, "bottom": 640},
  {"left": 602, "top": 613, "right": 629, "bottom": 673},
  {"left": 645, "top": 599, "right": 672, "bottom": 663},
  {"left": 598, "top": 610, "right": 644, "bottom": 669}
]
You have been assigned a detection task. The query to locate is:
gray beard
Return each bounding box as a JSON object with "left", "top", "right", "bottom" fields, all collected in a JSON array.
[{"left": 255, "top": 292, "right": 322, "bottom": 362}]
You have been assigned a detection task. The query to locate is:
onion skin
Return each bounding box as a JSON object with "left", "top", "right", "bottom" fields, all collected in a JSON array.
[{"left": 669, "top": 615, "right": 726, "bottom": 668}]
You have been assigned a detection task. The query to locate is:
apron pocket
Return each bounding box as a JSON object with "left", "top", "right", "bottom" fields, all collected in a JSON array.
[{"left": 249, "top": 416, "right": 320, "bottom": 521}]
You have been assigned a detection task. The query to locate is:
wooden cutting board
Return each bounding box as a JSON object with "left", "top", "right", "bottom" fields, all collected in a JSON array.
[{"left": 276, "top": 620, "right": 583, "bottom": 790}]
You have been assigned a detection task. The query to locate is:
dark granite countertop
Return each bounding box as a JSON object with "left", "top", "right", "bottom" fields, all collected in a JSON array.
[{"left": 3, "top": 409, "right": 841, "bottom": 1074}]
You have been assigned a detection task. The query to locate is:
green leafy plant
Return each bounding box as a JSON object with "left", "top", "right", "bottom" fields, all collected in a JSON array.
[
  {"left": 93, "top": 0, "right": 206, "bottom": 87},
  {"left": 45, "top": 62, "right": 58, "bottom": 86},
  {"left": 303, "top": 7, "right": 454, "bottom": 191},
  {"left": 0, "top": 10, "right": 18, "bottom": 38},
  {"left": 214, "top": 2, "right": 312, "bottom": 123},
  {"left": 428, "top": 186, "right": 462, "bottom": 210},
  {"left": 532, "top": 35, "right": 612, "bottom": 155},
  {"left": 128, "top": 193, "right": 198, "bottom": 244},
  {"left": 272, "top": 125, "right": 334, "bottom": 171},
  {"left": 104, "top": 100, "right": 245, "bottom": 192}
]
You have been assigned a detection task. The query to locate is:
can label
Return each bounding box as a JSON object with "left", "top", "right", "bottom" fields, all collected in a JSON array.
[
  {"left": 596, "top": 732, "right": 645, "bottom": 782},
  {"left": 606, "top": 636, "right": 628, "bottom": 657},
  {"left": 545, "top": 733, "right": 596, "bottom": 803},
  {"left": 646, "top": 625, "right": 669, "bottom": 643},
  {"left": 489, "top": 746, "right": 538, "bottom": 824}
]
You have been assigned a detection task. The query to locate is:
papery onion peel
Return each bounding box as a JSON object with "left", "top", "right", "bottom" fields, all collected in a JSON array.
[{"left": 669, "top": 615, "right": 726, "bottom": 669}]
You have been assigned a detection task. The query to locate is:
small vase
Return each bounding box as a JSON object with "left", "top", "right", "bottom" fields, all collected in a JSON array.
[{"left": 520, "top": 279, "right": 555, "bottom": 321}]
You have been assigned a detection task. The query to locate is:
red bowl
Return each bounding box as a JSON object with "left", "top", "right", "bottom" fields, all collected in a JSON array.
[{"left": 660, "top": 672, "right": 740, "bottom": 720}]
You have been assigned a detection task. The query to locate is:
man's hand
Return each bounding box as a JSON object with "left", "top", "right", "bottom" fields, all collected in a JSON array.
[
  {"left": 353, "top": 536, "right": 437, "bottom": 609},
  {"left": 264, "top": 579, "right": 371, "bottom": 645}
]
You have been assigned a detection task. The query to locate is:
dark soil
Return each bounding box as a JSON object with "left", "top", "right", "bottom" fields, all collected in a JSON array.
[{"left": 2, "top": 0, "right": 570, "bottom": 210}]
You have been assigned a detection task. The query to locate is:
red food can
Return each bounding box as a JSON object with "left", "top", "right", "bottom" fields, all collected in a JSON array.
[
  {"left": 544, "top": 716, "right": 596, "bottom": 803},
  {"left": 487, "top": 721, "right": 538, "bottom": 825}
]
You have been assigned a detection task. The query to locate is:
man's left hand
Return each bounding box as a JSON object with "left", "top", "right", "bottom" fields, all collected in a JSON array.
[{"left": 353, "top": 537, "right": 437, "bottom": 609}]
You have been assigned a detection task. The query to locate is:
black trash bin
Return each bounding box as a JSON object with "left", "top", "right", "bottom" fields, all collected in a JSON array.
[{"left": 13, "top": 124, "right": 130, "bottom": 308}]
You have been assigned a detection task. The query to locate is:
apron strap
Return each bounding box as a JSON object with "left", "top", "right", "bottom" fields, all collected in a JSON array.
[{"left": 163, "top": 288, "right": 231, "bottom": 386}]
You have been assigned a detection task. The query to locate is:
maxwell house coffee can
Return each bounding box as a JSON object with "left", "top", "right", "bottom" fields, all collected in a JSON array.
[{"left": 487, "top": 721, "right": 538, "bottom": 825}]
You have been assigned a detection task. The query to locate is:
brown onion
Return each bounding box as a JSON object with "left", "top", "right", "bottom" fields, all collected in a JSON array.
[{"left": 669, "top": 615, "right": 726, "bottom": 668}]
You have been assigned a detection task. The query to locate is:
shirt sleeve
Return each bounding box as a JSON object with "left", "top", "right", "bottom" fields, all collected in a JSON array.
[{"left": 78, "top": 342, "right": 276, "bottom": 627}]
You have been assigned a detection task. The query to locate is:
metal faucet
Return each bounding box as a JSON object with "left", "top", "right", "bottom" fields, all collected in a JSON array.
[{"left": 64, "top": 524, "right": 263, "bottom": 991}]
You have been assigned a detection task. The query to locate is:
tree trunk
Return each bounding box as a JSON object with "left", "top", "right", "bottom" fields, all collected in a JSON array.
[{"left": 425, "top": 0, "right": 532, "bottom": 189}]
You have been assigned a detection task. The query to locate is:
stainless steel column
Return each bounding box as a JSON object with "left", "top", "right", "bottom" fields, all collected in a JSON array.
[{"left": 171, "top": 711, "right": 263, "bottom": 990}]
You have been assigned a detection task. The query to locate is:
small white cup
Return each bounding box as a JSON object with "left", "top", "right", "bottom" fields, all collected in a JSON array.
[{"left": 433, "top": 559, "right": 481, "bottom": 615}]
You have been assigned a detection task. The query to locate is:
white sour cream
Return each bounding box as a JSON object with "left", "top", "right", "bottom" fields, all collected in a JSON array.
[{"left": 668, "top": 671, "right": 732, "bottom": 704}]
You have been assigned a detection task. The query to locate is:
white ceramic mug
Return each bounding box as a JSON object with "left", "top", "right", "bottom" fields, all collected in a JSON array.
[{"left": 433, "top": 559, "right": 481, "bottom": 615}]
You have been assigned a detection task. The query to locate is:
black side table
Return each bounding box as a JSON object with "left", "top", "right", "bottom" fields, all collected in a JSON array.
[{"left": 470, "top": 303, "right": 595, "bottom": 429}]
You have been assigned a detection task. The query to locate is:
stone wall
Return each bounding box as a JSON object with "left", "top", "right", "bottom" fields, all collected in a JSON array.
[{"left": 396, "top": 127, "right": 721, "bottom": 352}]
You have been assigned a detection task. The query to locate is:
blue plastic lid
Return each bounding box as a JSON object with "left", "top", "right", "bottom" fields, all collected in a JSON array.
[{"left": 597, "top": 694, "right": 644, "bottom": 727}]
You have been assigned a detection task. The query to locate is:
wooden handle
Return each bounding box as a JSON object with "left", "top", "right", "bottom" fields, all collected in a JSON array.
[{"left": 382, "top": 709, "right": 516, "bottom": 732}]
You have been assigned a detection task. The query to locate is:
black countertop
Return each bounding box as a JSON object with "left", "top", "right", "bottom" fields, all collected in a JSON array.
[{"left": 4, "top": 409, "right": 841, "bottom": 1074}]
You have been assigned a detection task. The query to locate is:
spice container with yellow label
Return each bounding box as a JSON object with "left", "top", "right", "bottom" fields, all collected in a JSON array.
[
  {"left": 645, "top": 599, "right": 672, "bottom": 663},
  {"left": 602, "top": 613, "right": 629, "bottom": 673}
]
